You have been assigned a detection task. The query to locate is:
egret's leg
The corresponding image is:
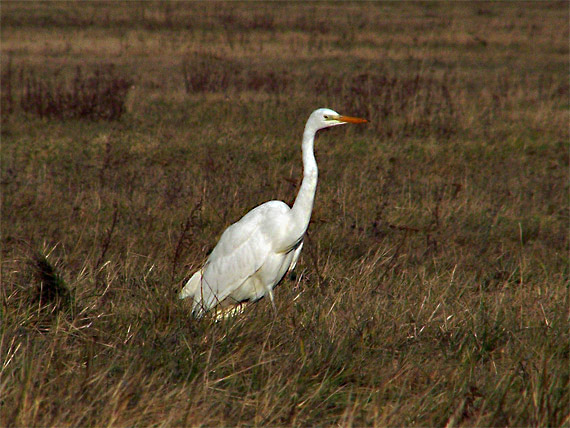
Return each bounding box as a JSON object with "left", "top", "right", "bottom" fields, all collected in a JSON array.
[
  {"left": 268, "top": 289, "right": 277, "bottom": 315},
  {"left": 213, "top": 302, "right": 247, "bottom": 321}
]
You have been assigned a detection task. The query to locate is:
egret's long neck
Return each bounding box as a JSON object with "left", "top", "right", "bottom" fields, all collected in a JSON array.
[{"left": 291, "top": 125, "right": 318, "bottom": 237}]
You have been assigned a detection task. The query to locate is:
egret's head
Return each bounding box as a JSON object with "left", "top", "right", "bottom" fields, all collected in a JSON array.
[{"left": 307, "top": 108, "right": 368, "bottom": 132}]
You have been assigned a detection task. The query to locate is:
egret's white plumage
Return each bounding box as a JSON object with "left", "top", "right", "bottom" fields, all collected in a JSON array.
[{"left": 179, "top": 108, "right": 367, "bottom": 318}]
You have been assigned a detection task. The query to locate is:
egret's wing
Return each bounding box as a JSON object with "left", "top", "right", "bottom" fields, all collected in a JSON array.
[{"left": 193, "top": 201, "right": 289, "bottom": 316}]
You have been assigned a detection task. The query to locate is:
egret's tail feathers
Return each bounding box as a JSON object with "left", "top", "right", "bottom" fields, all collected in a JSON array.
[{"left": 179, "top": 270, "right": 202, "bottom": 300}]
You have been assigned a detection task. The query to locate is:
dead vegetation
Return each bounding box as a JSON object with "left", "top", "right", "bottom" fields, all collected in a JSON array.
[
  {"left": 1, "top": 2, "right": 568, "bottom": 427},
  {"left": 1, "top": 62, "right": 132, "bottom": 120}
]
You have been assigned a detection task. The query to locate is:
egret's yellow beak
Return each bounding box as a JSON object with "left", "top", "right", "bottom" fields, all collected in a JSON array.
[{"left": 337, "top": 115, "right": 368, "bottom": 124}]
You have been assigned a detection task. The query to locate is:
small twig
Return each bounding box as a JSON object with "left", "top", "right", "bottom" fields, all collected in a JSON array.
[
  {"left": 95, "top": 201, "right": 119, "bottom": 271},
  {"left": 304, "top": 231, "right": 324, "bottom": 288},
  {"left": 172, "top": 217, "right": 192, "bottom": 282},
  {"left": 372, "top": 232, "right": 408, "bottom": 293},
  {"left": 98, "top": 134, "right": 112, "bottom": 188},
  {"left": 388, "top": 223, "right": 420, "bottom": 233},
  {"left": 171, "top": 199, "right": 202, "bottom": 282}
]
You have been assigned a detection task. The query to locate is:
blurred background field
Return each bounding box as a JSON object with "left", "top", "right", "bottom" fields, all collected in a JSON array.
[{"left": 1, "top": 2, "right": 568, "bottom": 426}]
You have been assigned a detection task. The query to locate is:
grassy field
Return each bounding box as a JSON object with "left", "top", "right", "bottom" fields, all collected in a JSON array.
[{"left": 1, "top": 2, "right": 569, "bottom": 426}]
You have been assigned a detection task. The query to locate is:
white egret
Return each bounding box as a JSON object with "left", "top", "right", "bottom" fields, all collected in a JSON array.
[{"left": 179, "top": 108, "right": 367, "bottom": 318}]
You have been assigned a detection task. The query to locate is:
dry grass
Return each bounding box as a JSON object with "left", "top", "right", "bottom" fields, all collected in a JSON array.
[
  {"left": 2, "top": 62, "right": 132, "bottom": 120},
  {"left": 1, "top": 2, "right": 569, "bottom": 426}
]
